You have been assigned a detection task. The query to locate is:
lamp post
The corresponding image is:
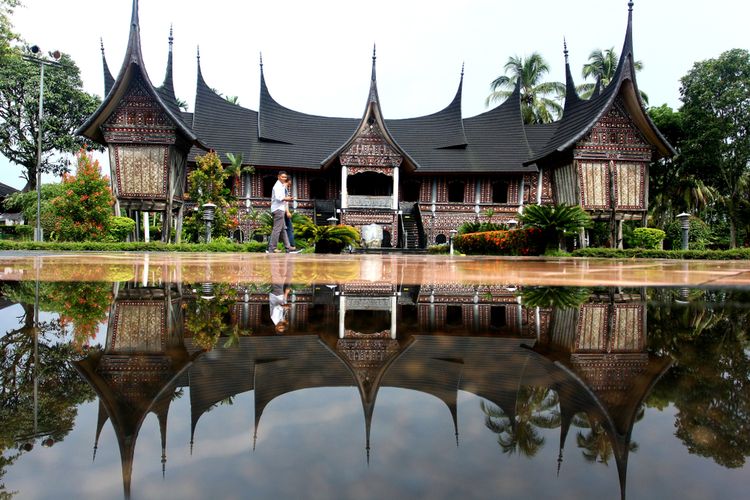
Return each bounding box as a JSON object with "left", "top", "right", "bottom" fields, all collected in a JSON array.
[
  {"left": 676, "top": 213, "right": 691, "bottom": 251},
  {"left": 449, "top": 229, "right": 458, "bottom": 255},
  {"left": 23, "top": 46, "right": 61, "bottom": 242},
  {"left": 202, "top": 203, "right": 216, "bottom": 243}
]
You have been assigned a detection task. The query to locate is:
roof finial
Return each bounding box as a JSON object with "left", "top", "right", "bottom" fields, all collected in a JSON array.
[
  {"left": 100, "top": 37, "right": 105, "bottom": 54},
  {"left": 259, "top": 52, "right": 263, "bottom": 70},
  {"left": 628, "top": 0, "right": 634, "bottom": 12},
  {"left": 196, "top": 45, "right": 200, "bottom": 62},
  {"left": 563, "top": 37, "right": 569, "bottom": 63},
  {"left": 372, "top": 43, "right": 376, "bottom": 62},
  {"left": 461, "top": 61, "right": 465, "bottom": 78},
  {"left": 169, "top": 24, "right": 174, "bottom": 47}
]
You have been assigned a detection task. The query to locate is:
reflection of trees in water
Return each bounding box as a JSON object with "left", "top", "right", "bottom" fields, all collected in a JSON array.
[
  {"left": 519, "top": 286, "right": 591, "bottom": 310},
  {"left": 481, "top": 387, "right": 561, "bottom": 458},
  {"left": 572, "top": 410, "right": 642, "bottom": 465},
  {"left": 648, "top": 289, "right": 750, "bottom": 468},
  {"left": 185, "top": 283, "right": 243, "bottom": 350},
  {"left": 0, "top": 294, "right": 96, "bottom": 497}
]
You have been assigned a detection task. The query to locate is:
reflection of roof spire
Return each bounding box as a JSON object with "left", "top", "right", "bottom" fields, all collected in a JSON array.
[{"left": 94, "top": 399, "right": 109, "bottom": 462}]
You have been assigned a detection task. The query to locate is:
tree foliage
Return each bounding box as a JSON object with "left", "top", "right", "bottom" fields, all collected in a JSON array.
[
  {"left": 486, "top": 52, "right": 564, "bottom": 124},
  {"left": 577, "top": 47, "right": 646, "bottom": 102},
  {"left": 49, "top": 149, "right": 114, "bottom": 241},
  {"left": 183, "top": 151, "right": 239, "bottom": 242},
  {"left": 680, "top": 49, "right": 750, "bottom": 248},
  {"left": 0, "top": 47, "right": 100, "bottom": 190}
]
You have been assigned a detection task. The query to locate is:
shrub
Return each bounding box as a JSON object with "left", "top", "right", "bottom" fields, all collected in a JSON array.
[
  {"left": 453, "top": 227, "right": 545, "bottom": 256},
  {"left": 15, "top": 225, "right": 34, "bottom": 240},
  {"left": 296, "top": 215, "right": 360, "bottom": 253},
  {"left": 50, "top": 149, "right": 114, "bottom": 241},
  {"left": 107, "top": 216, "right": 136, "bottom": 242},
  {"left": 519, "top": 204, "right": 592, "bottom": 250},
  {"left": 630, "top": 227, "right": 666, "bottom": 249},
  {"left": 457, "top": 220, "right": 508, "bottom": 235},
  {"left": 664, "top": 217, "right": 713, "bottom": 250},
  {"left": 427, "top": 243, "right": 449, "bottom": 254}
]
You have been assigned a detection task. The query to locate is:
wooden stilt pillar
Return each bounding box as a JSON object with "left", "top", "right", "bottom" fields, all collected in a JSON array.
[{"left": 174, "top": 205, "right": 184, "bottom": 244}]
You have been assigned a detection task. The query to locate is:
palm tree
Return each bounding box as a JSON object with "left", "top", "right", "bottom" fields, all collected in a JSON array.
[
  {"left": 486, "top": 53, "right": 565, "bottom": 124},
  {"left": 225, "top": 152, "right": 255, "bottom": 207},
  {"left": 480, "top": 387, "right": 561, "bottom": 458},
  {"left": 519, "top": 203, "right": 592, "bottom": 251},
  {"left": 577, "top": 47, "right": 647, "bottom": 102}
]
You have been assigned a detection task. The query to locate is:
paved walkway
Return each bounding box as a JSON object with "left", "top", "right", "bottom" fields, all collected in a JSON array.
[{"left": 1, "top": 252, "right": 749, "bottom": 287}]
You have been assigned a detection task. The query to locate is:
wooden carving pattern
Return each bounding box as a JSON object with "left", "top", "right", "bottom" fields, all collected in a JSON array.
[
  {"left": 615, "top": 162, "right": 646, "bottom": 209},
  {"left": 577, "top": 161, "right": 610, "bottom": 209},
  {"left": 541, "top": 168, "right": 554, "bottom": 204},
  {"left": 347, "top": 165, "right": 394, "bottom": 176},
  {"left": 574, "top": 100, "right": 652, "bottom": 162},
  {"left": 114, "top": 145, "right": 169, "bottom": 198},
  {"left": 111, "top": 301, "right": 165, "bottom": 352},
  {"left": 102, "top": 74, "right": 176, "bottom": 144},
  {"left": 340, "top": 122, "right": 403, "bottom": 167},
  {"left": 524, "top": 173, "right": 538, "bottom": 204}
]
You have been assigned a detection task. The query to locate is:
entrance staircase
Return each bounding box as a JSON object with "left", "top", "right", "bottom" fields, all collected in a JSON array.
[{"left": 399, "top": 202, "right": 425, "bottom": 250}]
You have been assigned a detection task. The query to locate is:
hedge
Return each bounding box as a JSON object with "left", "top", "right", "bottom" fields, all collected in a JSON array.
[
  {"left": 454, "top": 227, "right": 545, "bottom": 256},
  {"left": 0, "top": 240, "right": 268, "bottom": 253},
  {"left": 630, "top": 227, "right": 666, "bottom": 249},
  {"left": 572, "top": 247, "right": 750, "bottom": 260}
]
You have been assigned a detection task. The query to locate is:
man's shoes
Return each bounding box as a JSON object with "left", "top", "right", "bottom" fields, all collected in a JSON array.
[
  {"left": 288, "top": 247, "right": 296, "bottom": 251},
  {"left": 288, "top": 249, "right": 302, "bottom": 254}
]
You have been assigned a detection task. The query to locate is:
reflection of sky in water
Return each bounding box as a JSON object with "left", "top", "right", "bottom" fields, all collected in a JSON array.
[{"left": 5, "top": 386, "right": 747, "bottom": 499}]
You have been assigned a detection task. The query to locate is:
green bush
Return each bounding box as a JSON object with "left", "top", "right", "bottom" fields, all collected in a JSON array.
[
  {"left": 630, "top": 227, "right": 666, "bottom": 249},
  {"left": 0, "top": 240, "right": 268, "bottom": 252},
  {"left": 15, "top": 225, "right": 34, "bottom": 240},
  {"left": 664, "top": 217, "right": 713, "bottom": 250},
  {"left": 571, "top": 247, "right": 750, "bottom": 260},
  {"left": 453, "top": 227, "right": 545, "bottom": 255},
  {"left": 427, "top": 243, "right": 449, "bottom": 254},
  {"left": 107, "top": 216, "right": 136, "bottom": 242},
  {"left": 519, "top": 203, "right": 592, "bottom": 250},
  {"left": 457, "top": 221, "right": 508, "bottom": 235}
]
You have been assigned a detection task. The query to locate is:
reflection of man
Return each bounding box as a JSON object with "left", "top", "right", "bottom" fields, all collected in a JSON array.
[
  {"left": 267, "top": 171, "right": 294, "bottom": 253},
  {"left": 269, "top": 255, "right": 292, "bottom": 333}
]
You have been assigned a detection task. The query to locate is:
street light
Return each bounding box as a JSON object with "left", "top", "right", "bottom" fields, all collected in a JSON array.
[{"left": 22, "top": 46, "right": 61, "bottom": 242}]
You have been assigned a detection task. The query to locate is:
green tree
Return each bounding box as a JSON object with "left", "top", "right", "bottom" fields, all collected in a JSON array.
[
  {"left": 647, "top": 105, "right": 716, "bottom": 229},
  {"left": 486, "top": 53, "right": 564, "bottom": 124},
  {"left": 183, "top": 151, "right": 239, "bottom": 242},
  {"left": 0, "top": 47, "right": 101, "bottom": 191},
  {"left": 680, "top": 49, "right": 750, "bottom": 248},
  {"left": 3, "top": 182, "right": 64, "bottom": 233},
  {"left": 49, "top": 149, "right": 114, "bottom": 241},
  {"left": 577, "top": 47, "right": 647, "bottom": 102},
  {"left": 0, "top": 0, "right": 19, "bottom": 58}
]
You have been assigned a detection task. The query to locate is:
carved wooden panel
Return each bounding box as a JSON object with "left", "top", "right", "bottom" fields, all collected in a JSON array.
[
  {"left": 578, "top": 161, "right": 610, "bottom": 209},
  {"left": 102, "top": 74, "right": 176, "bottom": 144},
  {"left": 114, "top": 145, "right": 168, "bottom": 198},
  {"left": 615, "top": 162, "right": 646, "bottom": 209},
  {"left": 111, "top": 301, "right": 165, "bottom": 353},
  {"left": 575, "top": 303, "right": 608, "bottom": 351},
  {"left": 340, "top": 122, "right": 403, "bottom": 167},
  {"left": 574, "top": 100, "right": 652, "bottom": 162},
  {"left": 611, "top": 304, "right": 644, "bottom": 351}
]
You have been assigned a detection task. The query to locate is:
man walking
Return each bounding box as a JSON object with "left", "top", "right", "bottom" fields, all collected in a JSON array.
[{"left": 267, "top": 171, "right": 295, "bottom": 253}]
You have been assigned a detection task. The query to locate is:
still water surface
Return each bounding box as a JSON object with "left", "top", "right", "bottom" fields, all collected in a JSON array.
[{"left": 0, "top": 258, "right": 748, "bottom": 499}]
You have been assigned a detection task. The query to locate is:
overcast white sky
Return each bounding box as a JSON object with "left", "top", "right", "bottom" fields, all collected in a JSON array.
[{"left": 1, "top": 0, "right": 748, "bottom": 190}]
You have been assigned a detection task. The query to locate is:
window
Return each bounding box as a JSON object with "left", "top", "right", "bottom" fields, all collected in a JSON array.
[
  {"left": 310, "top": 178, "right": 328, "bottom": 200},
  {"left": 492, "top": 181, "right": 509, "bottom": 204},
  {"left": 448, "top": 181, "right": 465, "bottom": 203},
  {"left": 262, "top": 176, "right": 276, "bottom": 198},
  {"left": 402, "top": 180, "right": 421, "bottom": 202}
]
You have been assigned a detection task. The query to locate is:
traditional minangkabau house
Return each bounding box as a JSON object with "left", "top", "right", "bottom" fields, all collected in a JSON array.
[{"left": 76, "top": 0, "right": 673, "bottom": 248}]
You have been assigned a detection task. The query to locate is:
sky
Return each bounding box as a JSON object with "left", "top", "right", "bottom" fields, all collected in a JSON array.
[{"left": 1, "top": 0, "right": 748, "bottom": 190}]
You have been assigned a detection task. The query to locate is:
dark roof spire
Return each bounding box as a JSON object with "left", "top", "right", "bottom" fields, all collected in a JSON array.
[
  {"left": 563, "top": 39, "right": 581, "bottom": 108},
  {"left": 100, "top": 38, "right": 115, "bottom": 96}
]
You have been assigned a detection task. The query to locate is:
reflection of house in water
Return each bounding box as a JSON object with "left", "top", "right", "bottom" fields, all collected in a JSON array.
[
  {"left": 78, "top": 284, "right": 670, "bottom": 499},
  {"left": 73, "top": 283, "right": 193, "bottom": 498}
]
